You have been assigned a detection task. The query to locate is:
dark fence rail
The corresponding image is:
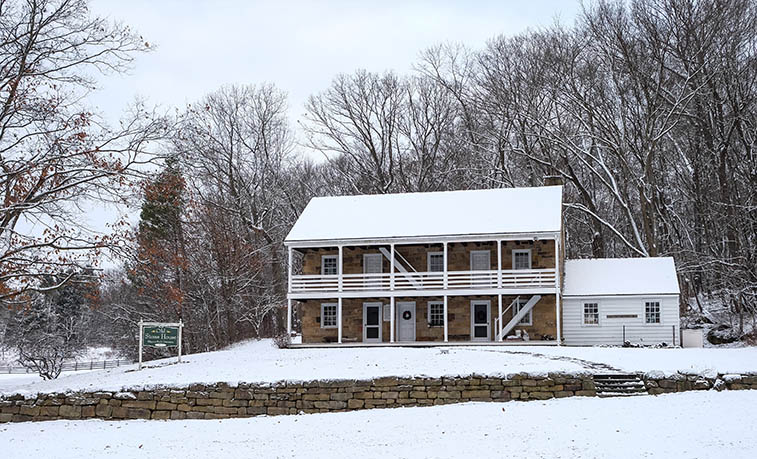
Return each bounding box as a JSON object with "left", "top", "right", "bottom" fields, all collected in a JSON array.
[{"left": 0, "top": 359, "right": 133, "bottom": 374}]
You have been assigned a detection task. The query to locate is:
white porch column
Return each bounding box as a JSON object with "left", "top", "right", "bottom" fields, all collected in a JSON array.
[
  {"left": 443, "top": 242, "right": 448, "bottom": 290},
  {"left": 390, "top": 296, "right": 395, "bottom": 342},
  {"left": 390, "top": 243, "right": 395, "bottom": 291},
  {"left": 443, "top": 295, "right": 449, "bottom": 342},
  {"left": 554, "top": 236, "right": 561, "bottom": 345},
  {"left": 287, "top": 246, "right": 293, "bottom": 336},
  {"left": 287, "top": 299, "right": 292, "bottom": 336},
  {"left": 338, "top": 245, "right": 343, "bottom": 292},
  {"left": 497, "top": 294, "right": 502, "bottom": 342},
  {"left": 338, "top": 297, "right": 343, "bottom": 344},
  {"left": 497, "top": 240, "right": 502, "bottom": 288},
  {"left": 287, "top": 246, "right": 293, "bottom": 292}
]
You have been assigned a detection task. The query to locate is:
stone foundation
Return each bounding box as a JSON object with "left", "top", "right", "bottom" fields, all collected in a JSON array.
[{"left": 1, "top": 372, "right": 754, "bottom": 424}]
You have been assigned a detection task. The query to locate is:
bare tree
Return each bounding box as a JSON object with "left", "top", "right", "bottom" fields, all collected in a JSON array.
[{"left": 0, "top": 0, "right": 168, "bottom": 305}]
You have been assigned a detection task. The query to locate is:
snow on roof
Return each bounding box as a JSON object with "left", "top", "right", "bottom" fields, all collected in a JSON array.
[
  {"left": 563, "top": 257, "right": 680, "bottom": 297},
  {"left": 285, "top": 186, "right": 563, "bottom": 243}
]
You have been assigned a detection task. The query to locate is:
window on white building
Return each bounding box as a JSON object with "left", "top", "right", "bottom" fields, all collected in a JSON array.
[
  {"left": 645, "top": 301, "right": 661, "bottom": 324},
  {"left": 583, "top": 302, "right": 599, "bottom": 325}
]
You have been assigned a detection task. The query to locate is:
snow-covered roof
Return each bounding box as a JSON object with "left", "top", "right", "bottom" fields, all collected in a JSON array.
[
  {"left": 563, "top": 257, "right": 680, "bottom": 297},
  {"left": 285, "top": 186, "right": 563, "bottom": 243}
]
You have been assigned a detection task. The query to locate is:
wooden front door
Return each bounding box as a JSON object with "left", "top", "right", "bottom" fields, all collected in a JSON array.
[{"left": 397, "top": 302, "right": 416, "bottom": 342}]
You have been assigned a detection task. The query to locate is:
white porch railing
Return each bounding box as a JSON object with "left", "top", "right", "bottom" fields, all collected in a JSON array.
[{"left": 290, "top": 268, "right": 556, "bottom": 293}]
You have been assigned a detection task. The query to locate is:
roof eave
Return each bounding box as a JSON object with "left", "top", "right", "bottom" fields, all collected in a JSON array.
[{"left": 284, "top": 230, "right": 562, "bottom": 248}]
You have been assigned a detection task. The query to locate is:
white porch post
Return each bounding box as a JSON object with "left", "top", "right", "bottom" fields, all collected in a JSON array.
[
  {"left": 497, "top": 240, "right": 502, "bottom": 288},
  {"left": 390, "top": 243, "right": 395, "bottom": 343},
  {"left": 390, "top": 296, "right": 395, "bottom": 343},
  {"left": 497, "top": 240, "right": 502, "bottom": 341},
  {"left": 338, "top": 297, "right": 343, "bottom": 344},
  {"left": 443, "top": 242, "right": 448, "bottom": 290},
  {"left": 390, "top": 244, "right": 395, "bottom": 291},
  {"left": 554, "top": 236, "right": 561, "bottom": 345},
  {"left": 338, "top": 245, "right": 343, "bottom": 292},
  {"left": 287, "top": 246, "right": 293, "bottom": 336},
  {"left": 338, "top": 245, "right": 343, "bottom": 344},
  {"left": 497, "top": 294, "right": 502, "bottom": 342},
  {"left": 443, "top": 295, "right": 449, "bottom": 342},
  {"left": 287, "top": 299, "right": 292, "bottom": 336}
]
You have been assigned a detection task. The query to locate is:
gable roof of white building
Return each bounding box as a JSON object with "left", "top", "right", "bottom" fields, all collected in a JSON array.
[
  {"left": 563, "top": 257, "right": 680, "bottom": 297},
  {"left": 285, "top": 186, "right": 563, "bottom": 243}
]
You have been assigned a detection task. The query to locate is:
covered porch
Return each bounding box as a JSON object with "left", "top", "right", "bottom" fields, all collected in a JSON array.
[{"left": 293, "top": 294, "right": 560, "bottom": 346}]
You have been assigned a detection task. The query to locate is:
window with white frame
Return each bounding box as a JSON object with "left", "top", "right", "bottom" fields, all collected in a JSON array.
[
  {"left": 428, "top": 301, "right": 444, "bottom": 327},
  {"left": 512, "top": 249, "right": 532, "bottom": 270},
  {"left": 427, "top": 252, "right": 444, "bottom": 272},
  {"left": 321, "top": 255, "right": 338, "bottom": 276},
  {"left": 470, "top": 250, "right": 491, "bottom": 270},
  {"left": 645, "top": 301, "right": 661, "bottom": 324},
  {"left": 583, "top": 302, "right": 599, "bottom": 325},
  {"left": 513, "top": 298, "right": 532, "bottom": 326},
  {"left": 321, "top": 303, "right": 337, "bottom": 328}
]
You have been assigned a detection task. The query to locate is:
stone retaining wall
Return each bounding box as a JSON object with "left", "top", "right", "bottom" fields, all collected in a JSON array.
[
  {"left": 0, "top": 373, "right": 594, "bottom": 423},
  {"left": 643, "top": 372, "right": 757, "bottom": 394},
  {"left": 1, "top": 372, "right": 755, "bottom": 424}
]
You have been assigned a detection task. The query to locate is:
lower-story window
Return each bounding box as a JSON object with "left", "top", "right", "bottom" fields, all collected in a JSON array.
[
  {"left": 513, "top": 298, "right": 532, "bottom": 326},
  {"left": 645, "top": 301, "right": 661, "bottom": 324},
  {"left": 428, "top": 301, "right": 444, "bottom": 327},
  {"left": 321, "top": 303, "right": 337, "bottom": 328},
  {"left": 583, "top": 302, "right": 599, "bottom": 325}
]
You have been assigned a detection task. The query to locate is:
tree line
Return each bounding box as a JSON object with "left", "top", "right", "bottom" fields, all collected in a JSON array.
[{"left": 1, "top": 0, "right": 755, "bottom": 374}]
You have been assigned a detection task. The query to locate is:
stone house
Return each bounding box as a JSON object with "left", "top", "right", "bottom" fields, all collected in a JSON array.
[{"left": 284, "top": 185, "right": 680, "bottom": 346}]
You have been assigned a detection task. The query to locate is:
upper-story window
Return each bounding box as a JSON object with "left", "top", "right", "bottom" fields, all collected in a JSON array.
[
  {"left": 470, "top": 250, "right": 491, "bottom": 271},
  {"left": 427, "top": 252, "right": 444, "bottom": 272},
  {"left": 512, "top": 249, "right": 532, "bottom": 270},
  {"left": 321, "top": 255, "right": 338, "bottom": 276}
]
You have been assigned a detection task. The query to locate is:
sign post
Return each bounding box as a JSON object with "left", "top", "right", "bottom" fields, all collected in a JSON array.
[{"left": 138, "top": 320, "right": 184, "bottom": 370}]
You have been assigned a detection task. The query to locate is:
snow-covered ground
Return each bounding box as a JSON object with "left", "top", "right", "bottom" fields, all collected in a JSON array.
[
  {"left": 2, "top": 339, "right": 756, "bottom": 396},
  {"left": 1, "top": 391, "right": 755, "bottom": 459}
]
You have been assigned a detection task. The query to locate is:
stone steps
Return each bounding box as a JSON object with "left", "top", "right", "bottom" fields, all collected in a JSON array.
[{"left": 593, "top": 374, "right": 648, "bottom": 397}]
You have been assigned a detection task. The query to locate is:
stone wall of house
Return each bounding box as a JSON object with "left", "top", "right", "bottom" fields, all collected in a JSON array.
[
  {"left": 1, "top": 372, "right": 755, "bottom": 424},
  {"left": 299, "top": 239, "right": 557, "bottom": 276},
  {"left": 299, "top": 294, "right": 558, "bottom": 343}
]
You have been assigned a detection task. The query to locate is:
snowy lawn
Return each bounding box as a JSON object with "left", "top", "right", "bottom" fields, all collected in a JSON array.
[
  {"left": 1, "top": 391, "right": 755, "bottom": 459},
  {"left": 1, "top": 339, "right": 756, "bottom": 396}
]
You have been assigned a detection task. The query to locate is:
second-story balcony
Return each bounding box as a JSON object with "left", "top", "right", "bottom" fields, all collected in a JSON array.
[{"left": 289, "top": 268, "right": 557, "bottom": 297}]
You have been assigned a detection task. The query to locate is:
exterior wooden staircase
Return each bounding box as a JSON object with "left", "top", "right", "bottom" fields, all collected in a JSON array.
[{"left": 494, "top": 295, "right": 542, "bottom": 341}]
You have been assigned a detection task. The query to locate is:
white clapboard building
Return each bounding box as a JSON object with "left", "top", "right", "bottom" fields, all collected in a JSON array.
[{"left": 562, "top": 257, "right": 681, "bottom": 346}]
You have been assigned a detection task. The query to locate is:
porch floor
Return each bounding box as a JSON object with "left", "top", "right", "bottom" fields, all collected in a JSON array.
[{"left": 289, "top": 340, "right": 559, "bottom": 349}]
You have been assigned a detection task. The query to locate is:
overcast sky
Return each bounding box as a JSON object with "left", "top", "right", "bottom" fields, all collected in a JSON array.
[
  {"left": 82, "top": 0, "right": 582, "bottom": 266},
  {"left": 88, "top": 0, "right": 582, "bottom": 132}
]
